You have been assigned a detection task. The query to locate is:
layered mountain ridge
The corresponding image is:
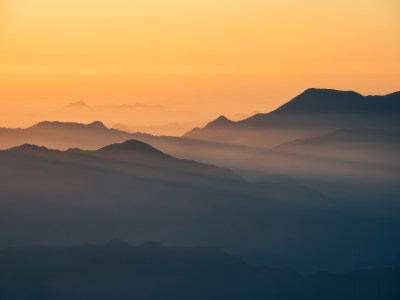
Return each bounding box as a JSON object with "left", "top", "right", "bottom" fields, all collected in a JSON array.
[
  {"left": 1, "top": 241, "right": 399, "bottom": 300},
  {"left": 185, "top": 88, "right": 400, "bottom": 147}
]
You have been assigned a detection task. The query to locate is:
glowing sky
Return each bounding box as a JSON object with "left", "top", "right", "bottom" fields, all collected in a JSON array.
[{"left": 0, "top": 0, "right": 399, "bottom": 132}]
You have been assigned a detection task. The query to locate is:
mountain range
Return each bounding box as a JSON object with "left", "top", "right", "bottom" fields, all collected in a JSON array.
[
  {"left": 242, "top": 128, "right": 400, "bottom": 181},
  {"left": 1, "top": 241, "right": 399, "bottom": 300},
  {"left": 1, "top": 139, "right": 400, "bottom": 272},
  {"left": 185, "top": 89, "right": 400, "bottom": 148},
  {"left": 0, "top": 88, "right": 399, "bottom": 273},
  {"left": 1, "top": 88, "right": 399, "bottom": 166},
  {"left": 0, "top": 120, "right": 260, "bottom": 167}
]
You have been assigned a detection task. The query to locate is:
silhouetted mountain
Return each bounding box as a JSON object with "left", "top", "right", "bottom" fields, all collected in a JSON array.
[
  {"left": 8, "top": 143, "right": 51, "bottom": 154},
  {"left": 87, "top": 120, "right": 108, "bottom": 130},
  {"left": 26, "top": 121, "right": 111, "bottom": 138},
  {"left": 65, "top": 100, "right": 90, "bottom": 109},
  {"left": 31, "top": 120, "right": 108, "bottom": 131},
  {"left": 268, "top": 88, "right": 400, "bottom": 115},
  {"left": 0, "top": 241, "right": 399, "bottom": 300},
  {"left": 97, "top": 139, "right": 172, "bottom": 160},
  {"left": 1, "top": 140, "right": 400, "bottom": 272},
  {"left": 0, "top": 121, "right": 133, "bottom": 150},
  {"left": 4, "top": 139, "right": 244, "bottom": 184},
  {"left": 206, "top": 115, "right": 235, "bottom": 128},
  {"left": 185, "top": 89, "right": 400, "bottom": 147},
  {"left": 186, "top": 116, "right": 235, "bottom": 138},
  {"left": 0, "top": 120, "right": 261, "bottom": 167}
]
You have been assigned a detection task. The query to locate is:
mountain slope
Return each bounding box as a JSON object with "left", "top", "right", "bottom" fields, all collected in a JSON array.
[
  {"left": 253, "top": 89, "right": 400, "bottom": 116},
  {"left": 0, "top": 121, "right": 261, "bottom": 167},
  {"left": 1, "top": 140, "right": 400, "bottom": 272},
  {"left": 4, "top": 139, "right": 244, "bottom": 187},
  {"left": 241, "top": 128, "right": 400, "bottom": 184},
  {"left": 185, "top": 89, "right": 400, "bottom": 147}
]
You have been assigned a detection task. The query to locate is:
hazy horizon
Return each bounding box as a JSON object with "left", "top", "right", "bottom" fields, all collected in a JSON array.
[
  {"left": 0, "top": 0, "right": 399, "bottom": 134},
  {"left": 0, "top": 80, "right": 399, "bottom": 135}
]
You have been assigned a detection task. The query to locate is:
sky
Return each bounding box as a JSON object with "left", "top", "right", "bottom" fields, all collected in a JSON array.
[{"left": 0, "top": 0, "right": 399, "bottom": 133}]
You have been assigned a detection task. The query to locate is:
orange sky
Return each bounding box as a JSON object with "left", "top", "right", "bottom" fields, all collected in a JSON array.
[{"left": 0, "top": 0, "right": 399, "bottom": 132}]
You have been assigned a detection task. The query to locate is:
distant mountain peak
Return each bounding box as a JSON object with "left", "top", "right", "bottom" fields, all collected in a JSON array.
[
  {"left": 65, "top": 100, "right": 90, "bottom": 109},
  {"left": 28, "top": 121, "right": 77, "bottom": 130},
  {"left": 101, "top": 139, "right": 157, "bottom": 151},
  {"left": 29, "top": 121, "right": 108, "bottom": 131},
  {"left": 205, "top": 115, "right": 235, "bottom": 129},
  {"left": 7, "top": 144, "right": 52, "bottom": 153},
  {"left": 87, "top": 121, "right": 107, "bottom": 130},
  {"left": 97, "top": 139, "right": 170, "bottom": 160},
  {"left": 33, "top": 121, "right": 56, "bottom": 127},
  {"left": 215, "top": 115, "right": 230, "bottom": 121}
]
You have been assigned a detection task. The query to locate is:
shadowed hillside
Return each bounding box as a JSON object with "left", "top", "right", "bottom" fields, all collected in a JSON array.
[
  {"left": 0, "top": 241, "right": 399, "bottom": 300},
  {"left": 243, "top": 128, "right": 400, "bottom": 179},
  {"left": 238, "top": 127, "right": 400, "bottom": 203},
  {"left": 0, "top": 140, "right": 400, "bottom": 272}
]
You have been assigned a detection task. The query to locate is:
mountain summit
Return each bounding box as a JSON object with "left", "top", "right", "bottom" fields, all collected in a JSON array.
[
  {"left": 65, "top": 100, "right": 90, "bottom": 109},
  {"left": 97, "top": 139, "right": 171, "bottom": 161},
  {"left": 205, "top": 115, "right": 235, "bottom": 128},
  {"left": 29, "top": 120, "right": 108, "bottom": 131},
  {"left": 272, "top": 88, "right": 364, "bottom": 114},
  {"left": 270, "top": 88, "right": 399, "bottom": 115},
  {"left": 184, "top": 88, "right": 400, "bottom": 147},
  {"left": 87, "top": 121, "right": 108, "bottom": 130}
]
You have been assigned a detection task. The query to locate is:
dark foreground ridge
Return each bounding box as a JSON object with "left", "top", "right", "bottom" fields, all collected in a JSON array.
[
  {"left": 0, "top": 241, "right": 399, "bottom": 300},
  {"left": 0, "top": 138, "right": 399, "bottom": 273}
]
